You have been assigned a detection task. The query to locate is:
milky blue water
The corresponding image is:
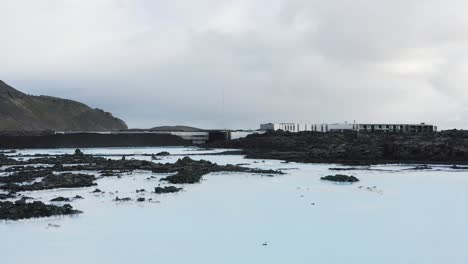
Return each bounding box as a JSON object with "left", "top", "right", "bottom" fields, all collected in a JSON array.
[{"left": 1, "top": 147, "right": 468, "bottom": 264}]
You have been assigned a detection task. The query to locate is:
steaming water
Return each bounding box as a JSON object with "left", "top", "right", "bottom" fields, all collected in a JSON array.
[{"left": 1, "top": 147, "right": 468, "bottom": 264}]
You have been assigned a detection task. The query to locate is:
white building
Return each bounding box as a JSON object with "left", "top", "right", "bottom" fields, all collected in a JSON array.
[
  {"left": 260, "top": 122, "right": 357, "bottom": 132},
  {"left": 260, "top": 122, "right": 437, "bottom": 133},
  {"left": 357, "top": 123, "right": 437, "bottom": 133},
  {"left": 260, "top": 123, "right": 298, "bottom": 132}
]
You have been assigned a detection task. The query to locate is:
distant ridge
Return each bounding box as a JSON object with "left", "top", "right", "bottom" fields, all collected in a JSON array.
[
  {"left": 0, "top": 80, "right": 128, "bottom": 131},
  {"left": 149, "top": 125, "right": 205, "bottom": 132}
]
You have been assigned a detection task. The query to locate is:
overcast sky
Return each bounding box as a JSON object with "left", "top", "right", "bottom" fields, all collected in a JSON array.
[{"left": 2, "top": 0, "right": 468, "bottom": 129}]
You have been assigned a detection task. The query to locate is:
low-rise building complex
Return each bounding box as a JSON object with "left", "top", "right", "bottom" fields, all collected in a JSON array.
[{"left": 260, "top": 122, "right": 437, "bottom": 133}]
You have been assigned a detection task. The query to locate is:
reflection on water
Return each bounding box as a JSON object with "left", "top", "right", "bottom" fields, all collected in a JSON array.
[{"left": 1, "top": 147, "right": 468, "bottom": 264}]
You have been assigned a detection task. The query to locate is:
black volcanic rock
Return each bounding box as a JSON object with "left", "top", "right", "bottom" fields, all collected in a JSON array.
[
  {"left": 0, "top": 170, "right": 53, "bottom": 184},
  {"left": 0, "top": 80, "right": 127, "bottom": 131},
  {"left": 0, "top": 154, "right": 20, "bottom": 166},
  {"left": 0, "top": 200, "right": 81, "bottom": 220},
  {"left": 0, "top": 193, "right": 17, "bottom": 200},
  {"left": 154, "top": 186, "right": 182, "bottom": 194},
  {"left": 1, "top": 173, "right": 96, "bottom": 192},
  {"left": 321, "top": 174, "right": 360, "bottom": 183},
  {"left": 158, "top": 157, "right": 283, "bottom": 184},
  {"left": 3, "top": 155, "right": 283, "bottom": 187},
  {"left": 208, "top": 130, "right": 468, "bottom": 165},
  {"left": 50, "top": 196, "right": 71, "bottom": 202},
  {"left": 114, "top": 197, "right": 132, "bottom": 202},
  {"left": 161, "top": 169, "right": 205, "bottom": 184}
]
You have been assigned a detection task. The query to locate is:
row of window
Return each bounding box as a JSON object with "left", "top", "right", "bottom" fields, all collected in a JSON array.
[
  {"left": 359, "top": 125, "right": 434, "bottom": 131},
  {"left": 279, "top": 124, "right": 296, "bottom": 131}
]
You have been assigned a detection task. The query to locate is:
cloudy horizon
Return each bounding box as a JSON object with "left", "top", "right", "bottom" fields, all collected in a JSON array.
[{"left": 2, "top": 0, "right": 468, "bottom": 130}]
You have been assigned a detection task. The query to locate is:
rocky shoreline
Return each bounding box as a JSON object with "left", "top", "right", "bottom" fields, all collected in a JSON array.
[
  {"left": 0, "top": 200, "right": 81, "bottom": 220},
  {"left": 0, "top": 149, "right": 283, "bottom": 220},
  {"left": 208, "top": 130, "right": 468, "bottom": 165}
]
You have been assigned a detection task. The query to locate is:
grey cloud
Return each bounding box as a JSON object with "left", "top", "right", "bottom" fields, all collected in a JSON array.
[{"left": 1, "top": 0, "right": 468, "bottom": 129}]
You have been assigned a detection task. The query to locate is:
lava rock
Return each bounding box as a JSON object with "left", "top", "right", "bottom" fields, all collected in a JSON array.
[
  {"left": 74, "top": 149, "right": 84, "bottom": 157},
  {"left": 0, "top": 193, "right": 16, "bottom": 200},
  {"left": 50, "top": 197, "right": 71, "bottom": 202},
  {"left": 154, "top": 186, "right": 183, "bottom": 194},
  {"left": 408, "top": 165, "right": 432, "bottom": 170},
  {"left": 207, "top": 130, "right": 468, "bottom": 165},
  {"left": 0, "top": 154, "right": 20, "bottom": 166},
  {"left": 114, "top": 197, "right": 131, "bottom": 202},
  {"left": 451, "top": 165, "right": 468, "bottom": 170},
  {"left": 0, "top": 170, "right": 53, "bottom": 184},
  {"left": 321, "top": 174, "right": 360, "bottom": 183},
  {"left": 0, "top": 200, "right": 81, "bottom": 220},
  {"left": 159, "top": 157, "right": 283, "bottom": 184},
  {"left": 1, "top": 173, "right": 96, "bottom": 192},
  {"left": 100, "top": 170, "right": 118, "bottom": 177},
  {"left": 161, "top": 169, "right": 205, "bottom": 184},
  {"left": 329, "top": 167, "right": 362, "bottom": 171}
]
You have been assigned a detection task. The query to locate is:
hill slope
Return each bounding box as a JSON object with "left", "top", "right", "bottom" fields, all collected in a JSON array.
[
  {"left": 150, "top": 125, "right": 204, "bottom": 132},
  {"left": 0, "top": 80, "right": 128, "bottom": 131}
]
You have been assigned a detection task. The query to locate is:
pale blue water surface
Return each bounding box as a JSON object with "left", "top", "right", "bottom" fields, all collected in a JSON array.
[{"left": 1, "top": 147, "right": 468, "bottom": 264}]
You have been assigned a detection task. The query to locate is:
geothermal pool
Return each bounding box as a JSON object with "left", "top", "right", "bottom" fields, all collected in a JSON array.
[{"left": 1, "top": 147, "right": 468, "bottom": 264}]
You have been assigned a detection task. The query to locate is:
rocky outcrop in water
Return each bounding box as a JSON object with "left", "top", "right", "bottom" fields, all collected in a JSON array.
[
  {"left": 0, "top": 169, "right": 53, "bottom": 184},
  {"left": 0, "top": 193, "right": 17, "bottom": 200},
  {"left": 26, "top": 149, "right": 108, "bottom": 165},
  {"left": 114, "top": 197, "right": 132, "bottom": 202},
  {"left": 2, "top": 150, "right": 283, "bottom": 178},
  {"left": 321, "top": 174, "right": 360, "bottom": 183},
  {"left": 0, "top": 150, "right": 284, "bottom": 220},
  {"left": 154, "top": 186, "right": 183, "bottom": 194},
  {"left": 159, "top": 157, "right": 283, "bottom": 184},
  {"left": 50, "top": 197, "right": 71, "bottom": 202},
  {"left": 1, "top": 173, "right": 96, "bottom": 192},
  {"left": 0, "top": 200, "right": 81, "bottom": 220},
  {"left": 450, "top": 165, "right": 468, "bottom": 170},
  {"left": 0, "top": 154, "right": 19, "bottom": 166}
]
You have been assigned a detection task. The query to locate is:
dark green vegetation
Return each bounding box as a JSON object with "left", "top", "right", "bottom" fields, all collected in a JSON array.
[
  {"left": 209, "top": 130, "right": 468, "bottom": 165},
  {"left": 0, "top": 80, "right": 127, "bottom": 131}
]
